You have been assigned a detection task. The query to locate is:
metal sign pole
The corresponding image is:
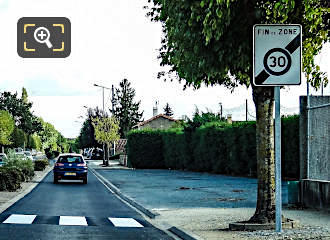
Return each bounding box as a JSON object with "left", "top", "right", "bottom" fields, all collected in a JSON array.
[{"left": 275, "top": 86, "right": 282, "bottom": 232}]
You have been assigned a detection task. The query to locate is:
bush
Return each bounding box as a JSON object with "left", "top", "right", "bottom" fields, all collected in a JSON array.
[
  {"left": 34, "top": 159, "right": 49, "bottom": 171},
  {"left": 5, "top": 150, "right": 34, "bottom": 181},
  {"left": 0, "top": 166, "right": 24, "bottom": 191}
]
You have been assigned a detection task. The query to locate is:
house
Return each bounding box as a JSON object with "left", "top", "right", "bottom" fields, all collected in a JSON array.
[{"left": 133, "top": 114, "right": 177, "bottom": 130}]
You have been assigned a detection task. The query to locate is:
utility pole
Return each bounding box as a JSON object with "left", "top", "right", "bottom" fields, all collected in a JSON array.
[
  {"left": 111, "top": 84, "right": 115, "bottom": 115},
  {"left": 93, "top": 83, "right": 111, "bottom": 165},
  {"left": 246, "top": 99, "right": 248, "bottom": 121},
  {"left": 219, "top": 102, "right": 223, "bottom": 120},
  {"left": 111, "top": 84, "right": 116, "bottom": 155}
]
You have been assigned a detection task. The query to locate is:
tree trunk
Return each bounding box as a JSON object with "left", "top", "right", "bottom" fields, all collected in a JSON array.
[{"left": 249, "top": 86, "right": 276, "bottom": 224}]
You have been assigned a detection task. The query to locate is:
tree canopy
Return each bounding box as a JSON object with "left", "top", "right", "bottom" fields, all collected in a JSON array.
[
  {"left": 0, "top": 91, "right": 42, "bottom": 134},
  {"left": 0, "top": 110, "right": 15, "bottom": 146},
  {"left": 147, "top": 0, "right": 329, "bottom": 89}
]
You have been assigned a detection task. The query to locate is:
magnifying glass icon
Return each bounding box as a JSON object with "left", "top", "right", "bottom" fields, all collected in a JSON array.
[{"left": 34, "top": 27, "right": 53, "bottom": 48}]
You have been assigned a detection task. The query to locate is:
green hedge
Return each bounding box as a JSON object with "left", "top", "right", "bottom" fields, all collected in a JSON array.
[
  {"left": 0, "top": 166, "right": 24, "bottom": 191},
  {"left": 127, "top": 130, "right": 165, "bottom": 169},
  {"left": 127, "top": 116, "right": 299, "bottom": 179},
  {"left": 34, "top": 159, "right": 49, "bottom": 171}
]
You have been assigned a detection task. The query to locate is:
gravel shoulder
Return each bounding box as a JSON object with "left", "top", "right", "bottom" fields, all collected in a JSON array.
[
  {"left": 0, "top": 165, "right": 52, "bottom": 214},
  {"left": 155, "top": 207, "right": 330, "bottom": 240}
]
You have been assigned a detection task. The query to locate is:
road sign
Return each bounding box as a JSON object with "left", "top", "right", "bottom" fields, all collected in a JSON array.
[{"left": 253, "top": 24, "right": 302, "bottom": 86}]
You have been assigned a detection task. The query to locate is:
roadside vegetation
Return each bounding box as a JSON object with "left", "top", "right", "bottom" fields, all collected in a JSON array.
[
  {"left": 0, "top": 88, "right": 76, "bottom": 158},
  {"left": 0, "top": 150, "right": 48, "bottom": 192},
  {"left": 127, "top": 113, "right": 300, "bottom": 179}
]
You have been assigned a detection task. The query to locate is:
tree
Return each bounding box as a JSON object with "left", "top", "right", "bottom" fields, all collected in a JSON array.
[
  {"left": 0, "top": 91, "right": 42, "bottom": 134},
  {"left": 21, "top": 87, "right": 28, "bottom": 104},
  {"left": 27, "top": 133, "right": 42, "bottom": 151},
  {"left": 92, "top": 116, "right": 120, "bottom": 165},
  {"left": 11, "top": 127, "right": 27, "bottom": 148},
  {"left": 146, "top": 0, "right": 329, "bottom": 223},
  {"left": 163, "top": 103, "right": 174, "bottom": 116},
  {"left": 0, "top": 110, "right": 15, "bottom": 146},
  {"left": 113, "top": 79, "right": 144, "bottom": 137},
  {"left": 77, "top": 107, "right": 104, "bottom": 149}
]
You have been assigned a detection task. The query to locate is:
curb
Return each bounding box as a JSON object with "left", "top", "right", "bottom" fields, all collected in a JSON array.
[
  {"left": 168, "top": 227, "right": 202, "bottom": 240},
  {"left": 89, "top": 167, "right": 159, "bottom": 219},
  {"left": 90, "top": 167, "right": 203, "bottom": 240},
  {"left": 0, "top": 166, "right": 53, "bottom": 214}
]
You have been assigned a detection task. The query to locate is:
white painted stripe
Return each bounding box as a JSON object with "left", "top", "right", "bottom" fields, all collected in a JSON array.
[
  {"left": 3, "top": 214, "right": 37, "bottom": 224},
  {"left": 59, "top": 216, "right": 88, "bottom": 226},
  {"left": 108, "top": 218, "right": 143, "bottom": 228}
]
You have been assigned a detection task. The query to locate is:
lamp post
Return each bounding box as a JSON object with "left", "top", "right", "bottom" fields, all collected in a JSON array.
[{"left": 93, "top": 83, "right": 111, "bottom": 165}]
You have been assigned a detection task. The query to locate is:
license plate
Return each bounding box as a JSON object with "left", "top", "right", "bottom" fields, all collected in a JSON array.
[{"left": 64, "top": 172, "right": 76, "bottom": 176}]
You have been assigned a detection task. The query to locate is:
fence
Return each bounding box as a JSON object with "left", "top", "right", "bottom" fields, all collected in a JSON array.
[{"left": 299, "top": 96, "right": 330, "bottom": 210}]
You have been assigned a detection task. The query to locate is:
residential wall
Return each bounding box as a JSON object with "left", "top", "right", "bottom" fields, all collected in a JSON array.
[{"left": 139, "top": 117, "right": 175, "bottom": 130}]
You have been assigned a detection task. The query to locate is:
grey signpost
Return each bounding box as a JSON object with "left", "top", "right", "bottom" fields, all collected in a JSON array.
[{"left": 253, "top": 24, "right": 302, "bottom": 232}]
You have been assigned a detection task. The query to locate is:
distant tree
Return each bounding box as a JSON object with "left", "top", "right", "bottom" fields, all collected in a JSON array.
[
  {"left": 163, "top": 103, "right": 174, "bottom": 116},
  {"left": 11, "top": 127, "right": 27, "bottom": 148},
  {"left": 28, "top": 133, "right": 42, "bottom": 151},
  {"left": 0, "top": 110, "right": 15, "bottom": 146},
  {"left": 77, "top": 107, "right": 104, "bottom": 149},
  {"left": 0, "top": 91, "right": 42, "bottom": 134},
  {"left": 92, "top": 116, "right": 120, "bottom": 165},
  {"left": 113, "top": 79, "right": 143, "bottom": 137},
  {"left": 21, "top": 87, "right": 28, "bottom": 104}
]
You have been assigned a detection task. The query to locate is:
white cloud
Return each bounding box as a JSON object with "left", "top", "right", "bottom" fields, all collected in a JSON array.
[{"left": 0, "top": 0, "right": 329, "bottom": 138}]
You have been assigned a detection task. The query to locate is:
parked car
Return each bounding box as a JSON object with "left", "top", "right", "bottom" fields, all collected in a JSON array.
[
  {"left": 53, "top": 153, "right": 88, "bottom": 184},
  {"left": 0, "top": 153, "right": 7, "bottom": 166},
  {"left": 91, "top": 148, "right": 104, "bottom": 160},
  {"left": 14, "top": 147, "right": 23, "bottom": 153},
  {"left": 24, "top": 151, "right": 34, "bottom": 161}
]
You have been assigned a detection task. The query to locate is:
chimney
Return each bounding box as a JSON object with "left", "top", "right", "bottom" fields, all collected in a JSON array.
[
  {"left": 227, "top": 114, "right": 232, "bottom": 124},
  {"left": 153, "top": 101, "right": 158, "bottom": 116}
]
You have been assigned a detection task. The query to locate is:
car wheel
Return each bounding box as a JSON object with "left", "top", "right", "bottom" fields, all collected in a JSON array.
[{"left": 83, "top": 177, "right": 87, "bottom": 184}]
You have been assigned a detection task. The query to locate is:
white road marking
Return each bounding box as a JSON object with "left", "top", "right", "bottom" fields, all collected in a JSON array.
[
  {"left": 59, "top": 216, "right": 88, "bottom": 226},
  {"left": 108, "top": 218, "right": 143, "bottom": 228},
  {"left": 3, "top": 214, "right": 37, "bottom": 224}
]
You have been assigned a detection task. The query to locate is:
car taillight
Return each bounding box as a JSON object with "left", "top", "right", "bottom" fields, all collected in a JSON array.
[
  {"left": 55, "top": 163, "right": 64, "bottom": 167},
  {"left": 77, "top": 163, "right": 86, "bottom": 167}
]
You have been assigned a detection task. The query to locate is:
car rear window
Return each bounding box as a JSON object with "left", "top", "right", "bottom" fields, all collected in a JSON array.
[{"left": 58, "top": 156, "right": 83, "bottom": 163}]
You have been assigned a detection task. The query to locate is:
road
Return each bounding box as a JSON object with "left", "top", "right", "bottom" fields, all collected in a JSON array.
[{"left": 0, "top": 169, "right": 173, "bottom": 240}]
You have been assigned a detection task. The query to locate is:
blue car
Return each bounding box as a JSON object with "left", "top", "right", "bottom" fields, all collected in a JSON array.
[{"left": 53, "top": 154, "right": 88, "bottom": 184}]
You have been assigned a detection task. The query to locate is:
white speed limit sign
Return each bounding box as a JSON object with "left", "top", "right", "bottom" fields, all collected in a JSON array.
[{"left": 253, "top": 24, "right": 302, "bottom": 86}]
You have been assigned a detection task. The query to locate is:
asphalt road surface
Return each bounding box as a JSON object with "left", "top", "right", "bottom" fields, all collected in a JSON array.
[{"left": 0, "top": 170, "right": 173, "bottom": 240}]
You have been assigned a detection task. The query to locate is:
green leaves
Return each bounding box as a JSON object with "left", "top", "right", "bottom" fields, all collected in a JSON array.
[
  {"left": 0, "top": 110, "right": 14, "bottom": 146},
  {"left": 146, "top": 0, "right": 329, "bottom": 90},
  {"left": 92, "top": 117, "right": 120, "bottom": 146}
]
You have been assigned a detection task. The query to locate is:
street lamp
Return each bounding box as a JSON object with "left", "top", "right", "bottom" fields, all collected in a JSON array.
[
  {"left": 93, "top": 83, "right": 111, "bottom": 165},
  {"left": 94, "top": 83, "right": 111, "bottom": 115}
]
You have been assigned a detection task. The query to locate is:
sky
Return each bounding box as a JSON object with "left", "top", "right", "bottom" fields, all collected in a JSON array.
[{"left": 0, "top": 0, "right": 329, "bottom": 138}]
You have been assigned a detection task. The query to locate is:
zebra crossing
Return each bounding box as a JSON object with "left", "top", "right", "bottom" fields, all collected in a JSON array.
[{"left": 2, "top": 214, "right": 145, "bottom": 228}]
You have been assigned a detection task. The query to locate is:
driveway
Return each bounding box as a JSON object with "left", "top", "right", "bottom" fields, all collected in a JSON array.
[{"left": 95, "top": 169, "right": 289, "bottom": 209}]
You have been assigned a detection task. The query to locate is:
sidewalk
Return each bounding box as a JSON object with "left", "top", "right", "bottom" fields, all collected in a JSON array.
[{"left": 93, "top": 168, "right": 330, "bottom": 240}]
